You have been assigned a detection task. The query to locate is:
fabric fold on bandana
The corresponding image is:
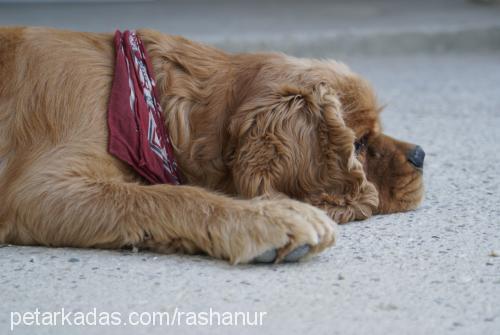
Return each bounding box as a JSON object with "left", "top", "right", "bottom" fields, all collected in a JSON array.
[{"left": 108, "top": 30, "right": 182, "bottom": 185}]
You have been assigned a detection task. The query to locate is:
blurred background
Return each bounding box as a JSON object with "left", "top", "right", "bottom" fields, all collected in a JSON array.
[{"left": 0, "top": 0, "right": 499, "bottom": 57}]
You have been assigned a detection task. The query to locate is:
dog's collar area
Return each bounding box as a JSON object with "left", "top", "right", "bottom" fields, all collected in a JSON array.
[{"left": 107, "top": 30, "right": 183, "bottom": 185}]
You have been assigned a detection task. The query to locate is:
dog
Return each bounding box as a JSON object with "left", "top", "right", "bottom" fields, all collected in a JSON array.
[{"left": 0, "top": 27, "right": 424, "bottom": 264}]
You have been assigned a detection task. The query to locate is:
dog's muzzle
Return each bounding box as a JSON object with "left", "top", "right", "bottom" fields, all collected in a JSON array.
[{"left": 407, "top": 145, "right": 425, "bottom": 169}]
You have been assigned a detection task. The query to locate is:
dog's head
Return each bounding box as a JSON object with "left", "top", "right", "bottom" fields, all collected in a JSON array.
[{"left": 229, "top": 57, "right": 424, "bottom": 223}]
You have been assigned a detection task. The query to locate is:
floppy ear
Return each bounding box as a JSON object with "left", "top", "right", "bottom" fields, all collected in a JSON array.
[
  {"left": 228, "top": 82, "right": 360, "bottom": 199},
  {"left": 228, "top": 84, "right": 320, "bottom": 198},
  {"left": 228, "top": 82, "right": 378, "bottom": 223},
  {"left": 313, "top": 82, "right": 365, "bottom": 198},
  {"left": 308, "top": 83, "right": 379, "bottom": 222}
]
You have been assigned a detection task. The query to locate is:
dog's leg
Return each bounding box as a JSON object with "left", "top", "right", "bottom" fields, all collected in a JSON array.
[{"left": 3, "top": 151, "right": 335, "bottom": 264}]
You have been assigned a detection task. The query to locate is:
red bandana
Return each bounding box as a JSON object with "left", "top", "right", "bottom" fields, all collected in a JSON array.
[{"left": 108, "top": 30, "right": 182, "bottom": 184}]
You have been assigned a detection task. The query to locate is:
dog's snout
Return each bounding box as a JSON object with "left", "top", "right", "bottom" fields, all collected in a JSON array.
[{"left": 407, "top": 145, "right": 425, "bottom": 168}]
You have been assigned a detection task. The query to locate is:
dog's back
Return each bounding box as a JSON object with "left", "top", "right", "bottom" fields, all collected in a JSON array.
[
  {"left": 1, "top": 26, "right": 115, "bottom": 150},
  {"left": 0, "top": 27, "right": 119, "bottom": 238},
  {"left": 0, "top": 27, "right": 24, "bottom": 159}
]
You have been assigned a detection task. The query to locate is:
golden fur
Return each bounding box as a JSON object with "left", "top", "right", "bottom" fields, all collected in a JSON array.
[{"left": 0, "top": 27, "right": 424, "bottom": 263}]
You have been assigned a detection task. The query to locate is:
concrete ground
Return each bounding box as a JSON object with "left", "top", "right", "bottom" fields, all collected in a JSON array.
[{"left": 1, "top": 1, "right": 500, "bottom": 334}]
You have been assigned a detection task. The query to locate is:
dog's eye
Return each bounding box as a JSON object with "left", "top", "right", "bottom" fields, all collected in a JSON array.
[
  {"left": 354, "top": 136, "right": 367, "bottom": 154},
  {"left": 354, "top": 141, "right": 363, "bottom": 153}
]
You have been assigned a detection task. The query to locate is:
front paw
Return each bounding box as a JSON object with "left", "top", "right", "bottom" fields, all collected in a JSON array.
[
  {"left": 309, "top": 183, "right": 379, "bottom": 223},
  {"left": 209, "top": 198, "right": 337, "bottom": 264}
]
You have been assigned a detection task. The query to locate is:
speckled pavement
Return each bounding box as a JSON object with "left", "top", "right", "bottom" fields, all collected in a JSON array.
[{"left": 1, "top": 52, "right": 499, "bottom": 335}]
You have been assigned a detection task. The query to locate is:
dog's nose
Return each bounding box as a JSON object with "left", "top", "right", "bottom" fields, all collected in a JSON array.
[{"left": 407, "top": 145, "right": 425, "bottom": 168}]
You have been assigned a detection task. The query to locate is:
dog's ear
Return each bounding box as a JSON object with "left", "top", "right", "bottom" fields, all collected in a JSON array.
[
  {"left": 228, "top": 81, "right": 378, "bottom": 222},
  {"left": 228, "top": 84, "right": 320, "bottom": 198},
  {"left": 309, "top": 83, "right": 380, "bottom": 222},
  {"left": 307, "top": 82, "right": 379, "bottom": 222},
  {"left": 228, "top": 82, "right": 363, "bottom": 199},
  {"left": 313, "top": 82, "right": 365, "bottom": 197}
]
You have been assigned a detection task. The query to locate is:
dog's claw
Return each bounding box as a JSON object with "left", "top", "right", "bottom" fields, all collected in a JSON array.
[
  {"left": 284, "top": 244, "right": 310, "bottom": 262},
  {"left": 253, "top": 244, "right": 310, "bottom": 263},
  {"left": 253, "top": 249, "right": 277, "bottom": 263}
]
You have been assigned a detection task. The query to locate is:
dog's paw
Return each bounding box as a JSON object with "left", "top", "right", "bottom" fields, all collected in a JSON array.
[
  {"left": 309, "top": 183, "right": 379, "bottom": 223},
  {"left": 253, "top": 244, "right": 311, "bottom": 263},
  {"left": 211, "top": 198, "right": 337, "bottom": 264}
]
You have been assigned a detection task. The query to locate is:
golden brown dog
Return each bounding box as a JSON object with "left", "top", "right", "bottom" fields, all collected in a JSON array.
[{"left": 0, "top": 27, "right": 424, "bottom": 263}]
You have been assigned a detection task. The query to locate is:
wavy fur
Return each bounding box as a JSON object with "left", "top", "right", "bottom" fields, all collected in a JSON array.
[{"left": 0, "top": 27, "right": 423, "bottom": 263}]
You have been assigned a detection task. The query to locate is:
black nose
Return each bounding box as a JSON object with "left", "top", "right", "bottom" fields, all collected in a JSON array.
[{"left": 407, "top": 145, "right": 425, "bottom": 168}]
